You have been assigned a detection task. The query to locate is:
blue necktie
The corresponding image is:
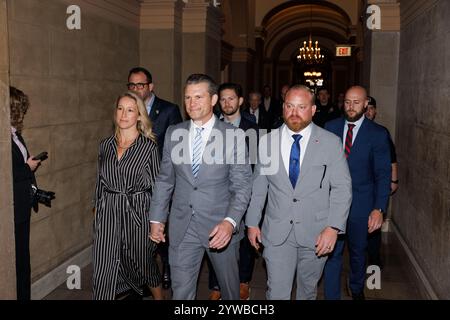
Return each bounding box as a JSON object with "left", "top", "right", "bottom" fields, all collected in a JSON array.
[
  {"left": 289, "top": 134, "right": 302, "bottom": 188},
  {"left": 192, "top": 127, "right": 204, "bottom": 178}
]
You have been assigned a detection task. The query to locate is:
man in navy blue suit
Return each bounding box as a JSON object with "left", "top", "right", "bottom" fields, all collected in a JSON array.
[
  {"left": 323, "top": 86, "right": 391, "bottom": 300},
  {"left": 128, "top": 67, "right": 183, "bottom": 292}
]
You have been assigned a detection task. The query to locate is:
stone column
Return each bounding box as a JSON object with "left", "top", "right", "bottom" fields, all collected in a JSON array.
[
  {"left": 367, "top": 0, "right": 400, "bottom": 139},
  {"left": 140, "top": 0, "right": 184, "bottom": 106},
  {"left": 182, "top": 0, "right": 222, "bottom": 85},
  {"left": 0, "top": 0, "right": 17, "bottom": 299},
  {"left": 366, "top": 0, "right": 400, "bottom": 226},
  {"left": 230, "top": 47, "right": 255, "bottom": 97}
]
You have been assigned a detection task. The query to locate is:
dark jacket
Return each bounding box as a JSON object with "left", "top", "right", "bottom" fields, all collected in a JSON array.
[
  {"left": 149, "top": 95, "right": 183, "bottom": 157},
  {"left": 12, "top": 133, "right": 35, "bottom": 223}
]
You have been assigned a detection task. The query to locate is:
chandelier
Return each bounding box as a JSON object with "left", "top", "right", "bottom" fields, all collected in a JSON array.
[{"left": 297, "top": 5, "right": 324, "bottom": 65}]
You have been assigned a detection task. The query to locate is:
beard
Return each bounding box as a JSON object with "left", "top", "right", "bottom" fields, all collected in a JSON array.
[
  {"left": 285, "top": 115, "right": 310, "bottom": 132},
  {"left": 222, "top": 106, "right": 239, "bottom": 116},
  {"left": 344, "top": 108, "right": 366, "bottom": 122}
]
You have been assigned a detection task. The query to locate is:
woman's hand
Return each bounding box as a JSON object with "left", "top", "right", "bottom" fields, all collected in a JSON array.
[{"left": 27, "top": 157, "right": 41, "bottom": 171}]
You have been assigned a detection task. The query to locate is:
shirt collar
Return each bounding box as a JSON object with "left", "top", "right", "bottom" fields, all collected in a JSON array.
[
  {"left": 221, "top": 114, "right": 241, "bottom": 128},
  {"left": 11, "top": 126, "right": 17, "bottom": 135},
  {"left": 191, "top": 114, "right": 216, "bottom": 131},
  {"left": 285, "top": 121, "right": 312, "bottom": 139},
  {"left": 345, "top": 114, "right": 365, "bottom": 128},
  {"left": 146, "top": 93, "right": 155, "bottom": 112}
]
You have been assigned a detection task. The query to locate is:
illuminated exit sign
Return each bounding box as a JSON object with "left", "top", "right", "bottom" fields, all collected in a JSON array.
[{"left": 336, "top": 46, "right": 351, "bottom": 57}]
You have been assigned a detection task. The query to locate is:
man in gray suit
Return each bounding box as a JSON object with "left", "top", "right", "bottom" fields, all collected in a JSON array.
[
  {"left": 246, "top": 85, "right": 352, "bottom": 300},
  {"left": 149, "top": 74, "right": 252, "bottom": 300}
]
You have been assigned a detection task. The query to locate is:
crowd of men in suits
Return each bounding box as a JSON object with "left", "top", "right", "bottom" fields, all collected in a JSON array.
[{"left": 122, "top": 67, "right": 395, "bottom": 300}]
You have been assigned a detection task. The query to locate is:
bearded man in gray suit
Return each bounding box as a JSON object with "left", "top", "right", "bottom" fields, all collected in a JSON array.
[
  {"left": 149, "top": 74, "right": 252, "bottom": 300},
  {"left": 246, "top": 85, "right": 352, "bottom": 300}
]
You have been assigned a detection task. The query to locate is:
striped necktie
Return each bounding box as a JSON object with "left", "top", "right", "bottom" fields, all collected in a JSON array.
[
  {"left": 345, "top": 124, "right": 355, "bottom": 158},
  {"left": 192, "top": 127, "right": 204, "bottom": 178}
]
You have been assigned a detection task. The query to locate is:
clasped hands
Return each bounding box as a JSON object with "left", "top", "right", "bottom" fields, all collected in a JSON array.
[{"left": 149, "top": 220, "right": 234, "bottom": 250}]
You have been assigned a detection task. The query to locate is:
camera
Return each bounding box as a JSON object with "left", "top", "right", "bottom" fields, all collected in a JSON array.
[{"left": 31, "top": 184, "right": 55, "bottom": 211}]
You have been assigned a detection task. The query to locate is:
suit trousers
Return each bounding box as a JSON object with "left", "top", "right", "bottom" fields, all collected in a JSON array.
[
  {"left": 324, "top": 216, "right": 368, "bottom": 299},
  {"left": 263, "top": 227, "right": 327, "bottom": 300},
  {"left": 15, "top": 219, "right": 31, "bottom": 300},
  {"left": 207, "top": 228, "right": 256, "bottom": 290},
  {"left": 169, "top": 217, "right": 240, "bottom": 300}
]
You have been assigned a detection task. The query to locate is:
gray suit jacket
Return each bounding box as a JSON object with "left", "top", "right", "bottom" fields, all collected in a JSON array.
[
  {"left": 246, "top": 123, "right": 352, "bottom": 249},
  {"left": 149, "top": 116, "right": 252, "bottom": 247}
]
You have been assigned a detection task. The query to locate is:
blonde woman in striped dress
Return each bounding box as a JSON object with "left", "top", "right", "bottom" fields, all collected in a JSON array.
[{"left": 93, "top": 92, "right": 163, "bottom": 300}]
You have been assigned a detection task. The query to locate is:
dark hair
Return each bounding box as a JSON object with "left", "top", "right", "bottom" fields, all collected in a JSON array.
[
  {"left": 10, "top": 86, "right": 30, "bottom": 133},
  {"left": 317, "top": 87, "right": 329, "bottom": 94},
  {"left": 218, "top": 82, "right": 243, "bottom": 98},
  {"left": 128, "top": 67, "right": 153, "bottom": 84},
  {"left": 185, "top": 73, "right": 218, "bottom": 96},
  {"left": 367, "top": 96, "right": 377, "bottom": 107}
]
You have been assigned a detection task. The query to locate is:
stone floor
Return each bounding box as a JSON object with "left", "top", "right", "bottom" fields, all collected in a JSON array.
[{"left": 44, "top": 229, "right": 426, "bottom": 300}]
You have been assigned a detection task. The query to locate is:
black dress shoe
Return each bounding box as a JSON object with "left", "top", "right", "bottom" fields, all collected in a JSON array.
[
  {"left": 352, "top": 292, "right": 365, "bottom": 300},
  {"left": 162, "top": 264, "right": 171, "bottom": 289}
]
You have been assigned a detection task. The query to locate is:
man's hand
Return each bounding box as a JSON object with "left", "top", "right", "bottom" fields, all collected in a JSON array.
[
  {"left": 27, "top": 157, "right": 41, "bottom": 171},
  {"left": 209, "top": 220, "right": 234, "bottom": 250},
  {"left": 315, "top": 226, "right": 338, "bottom": 257},
  {"left": 150, "top": 222, "right": 166, "bottom": 243},
  {"left": 247, "top": 226, "right": 262, "bottom": 250},
  {"left": 368, "top": 209, "right": 383, "bottom": 233},
  {"left": 391, "top": 182, "right": 399, "bottom": 195}
]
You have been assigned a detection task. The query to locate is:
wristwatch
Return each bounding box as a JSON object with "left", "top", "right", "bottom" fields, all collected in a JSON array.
[{"left": 375, "top": 208, "right": 384, "bottom": 214}]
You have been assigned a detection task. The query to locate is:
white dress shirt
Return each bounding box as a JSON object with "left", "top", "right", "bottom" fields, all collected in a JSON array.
[
  {"left": 343, "top": 115, "right": 365, "bottom": 149},
  {"left": 281, "top": 123, "right": 312, "bottom": 176},
  {"left": 145, "top": 93, "right": 156, "bottom": 115},
  {"left": 11, "top": 126, "right": 28, "bottom": 163},
  {"left": 264, "top": 97, "right": 271, "bottom": 112}
]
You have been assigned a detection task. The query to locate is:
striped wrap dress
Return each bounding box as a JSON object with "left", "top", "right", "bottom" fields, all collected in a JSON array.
[{"left": 92, "top": 134, "right": 160, "bottom": 299}]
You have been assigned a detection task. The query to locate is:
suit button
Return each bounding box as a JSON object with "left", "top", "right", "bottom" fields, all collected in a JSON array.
[
  {"left": 194, "top": 187, "right": 198, "bottom": 191},
  {"left": 290, "top": 220, "right": 293, "bottom": 224},
  {"left": 189, "top": 205, "right": 193, "bottom": 208},
  {"left": 293, "top": 199, "right": 298, "bottom": 202}
]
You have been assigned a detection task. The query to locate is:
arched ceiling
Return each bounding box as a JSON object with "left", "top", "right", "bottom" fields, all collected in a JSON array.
[
  {"left": 262, "top": 3, "right": 355, "bottom": 60},
  {"left": 255, "top": 0, "right": 359, "bottom": 27}
]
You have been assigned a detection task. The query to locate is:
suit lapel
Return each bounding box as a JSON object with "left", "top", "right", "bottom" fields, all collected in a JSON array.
[
  {"left": 351, "top": 117, "right": 368, "bottom": 152},
  {"left": 149, "top": 96, "right": 160, "bottom": 121},
  {"left": 174, "top": 121, "right": 195, "bottom": 182},
  {"left": 296, "top": 124, "right": 320, "bottom": 186}
]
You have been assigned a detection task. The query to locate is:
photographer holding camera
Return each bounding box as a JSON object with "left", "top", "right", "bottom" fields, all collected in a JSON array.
[{"left": 10, "top": 86, "right": 54, "bottom": 300}]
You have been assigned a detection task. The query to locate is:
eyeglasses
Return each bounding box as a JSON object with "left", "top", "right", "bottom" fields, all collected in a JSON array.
[{"left": 127, "top": 82, "right": 149, "bottom": 90}]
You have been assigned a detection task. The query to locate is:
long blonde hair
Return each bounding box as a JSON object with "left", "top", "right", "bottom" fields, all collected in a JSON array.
[{"left": 113, "top": 91, "right": 156, "bottom": 142}]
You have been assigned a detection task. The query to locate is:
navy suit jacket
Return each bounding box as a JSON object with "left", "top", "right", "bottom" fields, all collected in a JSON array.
[
  {"left": 149, "top": 95, "right": 183, "bottom": 157},
  {"left": 325, "top": 116, "right": 391, "bottom": 218}
]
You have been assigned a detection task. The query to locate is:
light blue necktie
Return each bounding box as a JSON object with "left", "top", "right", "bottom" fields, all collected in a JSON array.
[
  {"left": 289, "top": 134, "right": 302, "bottom": 188},
  {"left": 192, "top": 127, "right": 204, "bottom": 178}
]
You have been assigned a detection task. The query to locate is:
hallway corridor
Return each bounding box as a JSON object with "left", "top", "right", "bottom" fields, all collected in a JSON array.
[{"left": 44, "top": 226, "right": 426, "bottom": 300}]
